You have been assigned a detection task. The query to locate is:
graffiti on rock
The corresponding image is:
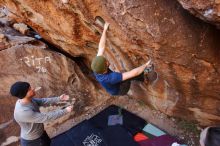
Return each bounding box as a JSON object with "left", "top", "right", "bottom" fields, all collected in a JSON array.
[{"left": 20, "top": 56, "right": 52, "bottom": 73}]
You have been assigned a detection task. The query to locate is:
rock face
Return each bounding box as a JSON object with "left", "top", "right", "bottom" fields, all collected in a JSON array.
[
  {"left": 0, "top": 0, "right": 220, "bottom": 127},
  {"left": 0, "top": 16, "right": 109, "bottom": 145},
  {"left": 177, "top": 0, "right": 220, "bottom": 28}
]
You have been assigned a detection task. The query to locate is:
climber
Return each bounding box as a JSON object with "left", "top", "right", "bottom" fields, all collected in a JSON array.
[
  {"left": 91, "top": 22, "right": 152, "bottom": 96},
  {"left": 200, "top": 126, "right": 220, "bottom": 146},
  {"left": 10, "top": 81, "right": 73, "bottom": 146}
]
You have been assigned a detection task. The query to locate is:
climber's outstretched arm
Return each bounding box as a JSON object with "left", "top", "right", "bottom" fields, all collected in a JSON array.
[
  {"left": 122, "top": 60, "right": 152, "bottom": 81},
  {"left": 97, "top": 22, "right": 109, "bottom": 56}
]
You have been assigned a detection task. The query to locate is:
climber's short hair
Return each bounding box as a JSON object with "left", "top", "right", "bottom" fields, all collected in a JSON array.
[{"left": 91, "top": 56, "right": 108, "bottom": 74}]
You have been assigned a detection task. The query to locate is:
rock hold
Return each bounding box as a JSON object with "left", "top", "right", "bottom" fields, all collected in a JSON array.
[
  {"left": 61, "top": 0, "right": 69, "bottom": 4},
  {"left": 0, "top": 33, "right": 6, "bottom": 42},
  {"left": 13, "top": 23, "right": 29, "bottom": 35},
  {"left": 0, "top": 11, "right": 6, "bottom": 18}
]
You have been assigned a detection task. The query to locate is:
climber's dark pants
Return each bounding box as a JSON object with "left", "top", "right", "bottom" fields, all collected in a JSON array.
[{"left": 118, "top": 72, "right": 144, "bottom": 95}]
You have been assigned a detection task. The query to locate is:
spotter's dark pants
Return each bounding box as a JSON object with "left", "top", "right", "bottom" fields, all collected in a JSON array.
[{"left": 20, "top": 131, "right": 51, "bottom": 146}]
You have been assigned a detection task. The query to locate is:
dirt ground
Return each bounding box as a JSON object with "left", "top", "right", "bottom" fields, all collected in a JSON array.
[{"left": 48, "top": 95, "right": 201, "bottom": 146}]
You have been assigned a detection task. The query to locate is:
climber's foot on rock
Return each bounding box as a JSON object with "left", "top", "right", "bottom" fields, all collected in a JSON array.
[
  {"left": 144, "top": 64, "right": 154, "bottom": 74},
  {"left": 144, "top": 64, "right": 158, "bottom": 84}
]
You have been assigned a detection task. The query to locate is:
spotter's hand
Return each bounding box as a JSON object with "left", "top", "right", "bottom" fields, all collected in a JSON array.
[
  {"left": 65, "top": 105, "right": 73, "bottom": 113},
  {"left": 59, "top": 94, "right": 70, "bottom": 101}
]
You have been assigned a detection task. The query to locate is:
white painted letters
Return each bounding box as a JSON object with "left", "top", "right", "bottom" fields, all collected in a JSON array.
[{"left": 20, "top": 56, "right": 52, "bottom": 73}]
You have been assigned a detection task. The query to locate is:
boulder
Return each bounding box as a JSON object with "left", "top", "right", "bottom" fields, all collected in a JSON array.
[
  {"left": 0, "top": 15, "right": 109, "bottom": 145},
  {"left": 0, "top": 0, "right": 220, "bottom": 126},
  {"left": 177, "top": 0, "right": 220, "bottom": 28}
]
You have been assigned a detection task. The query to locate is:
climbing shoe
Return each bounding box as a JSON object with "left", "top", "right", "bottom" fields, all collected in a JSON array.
[{"left": 144, "top": 64, "right": 154, "bottom": 73}]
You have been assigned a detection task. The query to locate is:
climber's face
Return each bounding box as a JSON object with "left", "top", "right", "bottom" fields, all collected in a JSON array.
[
  {"left": 200, "top": 127, "right": 209, "bottom": 146},
  {"left": 103, "top": 60, "right": 110, "bottom": 73},
  {"left": 106, "top": 60, "right": 110, "bottom": 68}
]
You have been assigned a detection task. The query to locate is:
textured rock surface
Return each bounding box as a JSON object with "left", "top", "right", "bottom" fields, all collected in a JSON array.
[
  {"left": 0, "top": 0, "right": 220, "bottom": 127},
  {"left": 177, "top": 0, "right": 220, "bottom": 28},
  {"left": 0, "top": 16, "right": 109, "bottom": 145},
  {"left": 13, "top": 23, "right": 29, "bottom": 34}
]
